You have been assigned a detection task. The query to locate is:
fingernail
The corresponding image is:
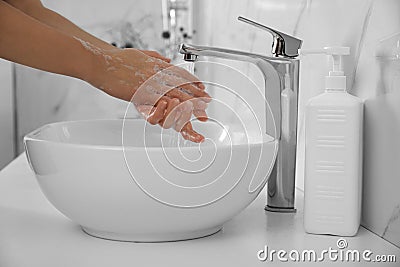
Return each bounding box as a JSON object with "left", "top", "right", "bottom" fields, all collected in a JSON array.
[
  {"left": 197, "top": 135, "right": 205, "bottom": 143},
  {"left": 197, "top": 83, "right": 205, "bottom": 89},
  {"left": 198, "top": 117, "right": 208, "bottom": 122}
]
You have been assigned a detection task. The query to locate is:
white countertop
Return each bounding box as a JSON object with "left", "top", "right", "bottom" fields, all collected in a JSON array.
[{"left": 0, "top": 154, "right": 399, "bottom": 267}]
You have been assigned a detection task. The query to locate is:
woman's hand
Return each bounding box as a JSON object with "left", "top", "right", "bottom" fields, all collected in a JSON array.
[{"left": 85, "top": 44, "right": 210, "bottom": 142}]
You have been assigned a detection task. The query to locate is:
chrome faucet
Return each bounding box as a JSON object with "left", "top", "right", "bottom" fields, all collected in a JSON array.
[{"left": 179, "top": 16, "right": 302, "bottom": 212}]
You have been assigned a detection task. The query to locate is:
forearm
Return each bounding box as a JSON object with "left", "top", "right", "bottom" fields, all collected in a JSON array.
[
  {"left": 0, "top": 1, "right": 95, "bottom": 81},
  {"left": 4, "top": 0, "right": 113, "bottom": 50}
]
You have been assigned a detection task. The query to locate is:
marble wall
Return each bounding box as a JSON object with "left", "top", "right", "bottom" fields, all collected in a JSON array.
[{"left": 193, "top": 0, "right": 400, "bottom": 247}]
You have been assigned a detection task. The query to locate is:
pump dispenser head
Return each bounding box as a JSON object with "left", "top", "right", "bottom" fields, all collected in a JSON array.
[{"left": 299, "top": 46, "right": 350, "bottom": 91}]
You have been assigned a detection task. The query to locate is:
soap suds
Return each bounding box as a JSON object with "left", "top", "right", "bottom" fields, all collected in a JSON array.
[
  {"left": 153, "top": 64, "right": 162, "bottom": 73},
  {"left": 74, "top": 36, "right": 101, "bottom": 56},
  {"left": 74, "top": 36, "right": 113, "bottom": 66},
  {"left": 134, "top": 71, "right": 147, "bottom": 80},
  {"left": 119, "top": 80, "right": 129, "bottom": 85},
  {"left": 122, "top": 64, "right": 136, "bottom": 71},
  {"left": 145, "top": 57, "right": 164, "bottom": 64},
  {"left": 104, "top": 54, "right": 112, "bottom": 65}
]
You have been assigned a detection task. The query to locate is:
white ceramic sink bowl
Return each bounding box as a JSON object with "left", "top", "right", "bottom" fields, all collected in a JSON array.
[{"left": 24, "top": 119, "right": 278, "bottom": 242}]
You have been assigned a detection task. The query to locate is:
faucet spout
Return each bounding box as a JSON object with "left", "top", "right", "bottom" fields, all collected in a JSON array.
[{"left": 179, "top": 43, "right": 290, "bottom": 65}]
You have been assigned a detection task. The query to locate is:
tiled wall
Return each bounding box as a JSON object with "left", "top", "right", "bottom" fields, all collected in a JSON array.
[{"left": 193, "top": 0, "right": 400, "bottom": 247}]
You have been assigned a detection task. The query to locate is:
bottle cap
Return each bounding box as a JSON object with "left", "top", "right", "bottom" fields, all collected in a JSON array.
[{"left": 299, "top": 47, "right": 350, "bottom": 92}]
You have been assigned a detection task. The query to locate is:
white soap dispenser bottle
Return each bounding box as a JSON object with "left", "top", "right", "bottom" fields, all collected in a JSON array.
[{"left": 301, "top": 47, "right": 363, "bottom": 236}]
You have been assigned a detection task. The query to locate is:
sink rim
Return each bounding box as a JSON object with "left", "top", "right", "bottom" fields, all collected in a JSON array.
[{"left": 24, "top": 119, "right": 276, "bottom": 151}]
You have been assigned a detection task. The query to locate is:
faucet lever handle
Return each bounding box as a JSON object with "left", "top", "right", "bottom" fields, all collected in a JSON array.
[{"left": 238, "top": 16, "right": 302, "bottom": 58}]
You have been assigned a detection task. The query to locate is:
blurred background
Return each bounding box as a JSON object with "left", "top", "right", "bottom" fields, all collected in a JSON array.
[{"left": 0, "top": 0, "right": 399, "bottom": 247}]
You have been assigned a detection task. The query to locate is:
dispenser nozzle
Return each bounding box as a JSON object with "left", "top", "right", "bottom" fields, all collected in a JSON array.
[
  {"left": 298, "top": 46, "right": 351, "bottom": 91},
  {"left": 298, "top": 47, "right": 350, "bottom": 75}
]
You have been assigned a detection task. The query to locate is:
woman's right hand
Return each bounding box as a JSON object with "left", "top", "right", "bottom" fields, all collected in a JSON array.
[{"left": 84, "top": 43, "right": 210, "bottom": 142}]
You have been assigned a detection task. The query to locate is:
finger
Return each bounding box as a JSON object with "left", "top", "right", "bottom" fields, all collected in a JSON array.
[
  {"left": 134, "top": 90, "right": 169, "bottom": 113},
  {"left": 132, "top": 84, "right": 169, "bottom": 106},
  {"left": 141, "top": 50, "right": 171, "bottom": 63},
  {"left": 194, "top": 82, "right": 205, "bottom": 90},
  {"left": 163, "top": 65, "right": 205, "bottom": 90},
  {"left": 177, "top": 84, "right": 210, "bottom": 99},
  {"left": 161, "top": 96, "right": 209, "bottom": 123},
  {"left": 165, "top": 87, "right": 211, "bottom": 105},
  {"left": 160, "top": 98, "right": 180, "bottom": 129},
  {"left": 181, "top": 123, "right": 205, "bottom": 143},
  {"left": 147, "top": 100, "right": 168, "bottom": 125},
  {"left": 136, "top": 105, "right": 154, "bottom": 119},
  {"left": 165, "top": 88, "right": 193, "bottom": 102},
  {"left": 190, "top": 99, "right": 208, "bottom": 121},
  {"left": 193, "top": 109, "right": 208, "bottom": 122},
  {"left": 174, "top": 101, "right": 193, "bottom": 132},
  {"left": 191, "top": 98, "right": 208, "bottom": 110},
  {"left": 155, "top": 72, "right": 210, "bottom": 99}
]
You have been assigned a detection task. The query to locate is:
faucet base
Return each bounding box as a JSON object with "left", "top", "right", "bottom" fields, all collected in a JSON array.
[{"left": 264, "top": 205, "right": 296, "bottom": 213}]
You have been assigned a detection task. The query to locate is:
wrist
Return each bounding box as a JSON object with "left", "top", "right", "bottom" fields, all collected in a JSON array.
[{"left": 73, "top": 37, "right": 107, "bottom": 86}]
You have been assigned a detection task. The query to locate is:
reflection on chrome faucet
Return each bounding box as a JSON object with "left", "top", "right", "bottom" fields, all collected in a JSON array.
[{"left": 179, "top": 16, "right": 302, "bottom": 212}]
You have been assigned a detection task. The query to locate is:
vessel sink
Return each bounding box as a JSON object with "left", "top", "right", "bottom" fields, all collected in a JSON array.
[{"left": 24, "top": 119, "right": 277, "bottom": 242}]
